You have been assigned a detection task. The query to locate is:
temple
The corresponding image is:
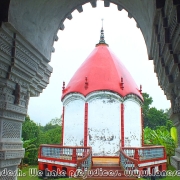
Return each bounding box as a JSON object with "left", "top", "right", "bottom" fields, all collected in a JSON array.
[{"left": 38, "top": 27, "right": 167, "bottom": 179}]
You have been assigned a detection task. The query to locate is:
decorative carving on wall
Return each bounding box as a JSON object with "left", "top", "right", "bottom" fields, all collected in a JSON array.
[
  {"left": 0, "top": 62, "right": 8, "bottom": 72},
  {"left": 14, "top": 83, "right": 20, "bottom": 105},
  {"left": 0, "top": 19, "right": 53, "bottom": 176},
  {"left": 11, "top": 67, "right": 32, "bottom": 83},
  {"left": 0, "top": 69, "right": 7, "bottom": 78},
  {"left": 0, "top": 150, "right": 24, "bottom": 160},
  {"left": 24, "top": 90, "right": 30, "bottom": 108},
  {"left": 10, "top": 75, "right": 28, "bottom": 88},
  {"left": 173, "top": 96, "right": 180, "bottom": 114},
  {"left": 6, "top": 103, "right": 27, "bottom": 114},
  {"left": 43, "top": 74, "right": 49, "bottom": 83},
  {"left": 2, "top": 120, "right": 21, "bottom": 139},
  {"left": 16, "top": 42, "right": 40, "bottom": 64},
  {"left": 0, "top": 142, "right": 23, "bottom": 150},
  {"left": 0, "top": 93, "right": 6, "bottom": 101},
  {"left": 0, "top": 111, "right": 25, "bottom": 121},
  {"left": 15, "top": 50, "right": 37, "bottom": 71},
  {"left": 0, "top": 39, "right": 11, "bottom": 56},
  {"left": 4, "top": 87, "right": 13, "bottom": 95},
  {"left": 0, "top": 102, "right": 6, "bottom": 110},
  {"left": 0, "top": 159, "right": 21, "bottom": 168}
]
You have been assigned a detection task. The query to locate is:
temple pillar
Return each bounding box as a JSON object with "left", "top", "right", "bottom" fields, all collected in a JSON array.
[
  {"left": 121, "top": 103, "right": 124, "bottom": 147},
  {"left": 84, "top": 103, "right": 88, "bottom": 147},
  {"left": 170, "top": 98, "right": 180, "bottom": 170},
  {"left": 151, "top": 0, "right": 180, "bottom": 170},
  {"left": 61, "top": 106, "right": 65, "bottom": 145},
  {"left": 0, "top": 22, "right": 52, "bottom": 179}
]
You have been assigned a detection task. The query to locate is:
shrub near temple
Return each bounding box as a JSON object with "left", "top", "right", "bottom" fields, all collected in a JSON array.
[{"left": 144, "top": 126, "right": 176, "bottom": 165}]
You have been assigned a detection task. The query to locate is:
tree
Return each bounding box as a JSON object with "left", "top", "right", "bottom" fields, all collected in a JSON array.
[
  {"left": 142, "top": 93, "right": 153, "bottom": 128},
  {"left": 22, "top": 115, "right": 40, "bottom": 141},
  {"left": 146, "top": 108, "right": 169, "bottom": 129},
  {"left": 142, "top": 92, "right": 153, "bottom": 115},
  {"left": 142, "top": 93, "right": 171, "bottom": 129},
  {"left": 22, "top": 116, "right": 62, "bottom": 165},
  {"left": 39, "top": 126, "right": 62, "bottom": 145},
  {"left": 171, "top": 127, "right": 178, "bottom": 147},
  {"left": 49, "top": 117, "right": 62, "bottom": 126},
  {"left": 20, "top": 138, "right": 38, "bottom": 167}
]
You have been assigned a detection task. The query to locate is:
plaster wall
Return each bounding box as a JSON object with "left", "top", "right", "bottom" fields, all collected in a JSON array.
[
  {"left": 63, "top": 99, "right": 84, "bottom": 146},
  {"left": 124, "top": 99, "right": 141, "bottom": 147},
  {"left": 88, "top": 96, "right": 120, "bottom": 156},
  {"left": 8, "top": 0, "right": 155, "bottom": 60}
]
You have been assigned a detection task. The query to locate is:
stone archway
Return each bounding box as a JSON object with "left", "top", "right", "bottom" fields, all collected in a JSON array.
[{"left": 0, "top": 0, "right": 180, "bottom": 177}]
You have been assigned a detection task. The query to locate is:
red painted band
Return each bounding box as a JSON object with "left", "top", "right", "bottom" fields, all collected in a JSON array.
[
  {"left": 121, "top": 103, "right": 124, "bottom": 147},
  {"left": 84, "top": 103, "right": 88, "bottom": 147},
  {"left": 61, "top": 106, "right": 65, "bottom": 145}
]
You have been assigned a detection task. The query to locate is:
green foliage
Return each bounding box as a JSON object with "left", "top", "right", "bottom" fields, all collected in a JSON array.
[
  {"left": 171, "top": 127, "right": 178, "bottom": 147},
  {"left": 22, "top": 116, "right": 39, "bottom": 141},
  {"left": 23, "top": 138, "right": 38, "bottom": 165},
  {"left": 18, "top": 165, "right": 74, "bottom": 180},
  {"left": 146, "top": 108, "right": 169, "bottom": 128},
  {"left": 142, "top": 93, "right": 172, "bottom": 130},
  {"left": 22, "top": 115, "right": 62, "bottom": 165},
  {"left": 166, "top": 120, "right": 174, "bottom": 131},
  {"left": 49, "top": 117, "right": 62, "bottom": 126},
  {"left": 39, "top": 126, "right": 61, "bottom": 144},
  {"left": 143, "top": 127, "right": 153, "bottom": 145},
  {"left": 144, "top": 126, "right": 176, "bottom": 165},
  {"left": 142, "top": 92, "right": 153, "bottom": 115},
  {"left": 22, "top": 116, "right": 40, "bottom": 164}
]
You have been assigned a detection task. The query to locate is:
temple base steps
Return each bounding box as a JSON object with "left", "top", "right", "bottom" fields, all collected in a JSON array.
[{"left": 171, "top": 147, "right": 180, "bottom": 170}]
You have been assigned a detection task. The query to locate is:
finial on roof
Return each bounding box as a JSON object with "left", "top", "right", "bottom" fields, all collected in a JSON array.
[{"left": 96, "top": 19, "right": 108, "bottom": 46}]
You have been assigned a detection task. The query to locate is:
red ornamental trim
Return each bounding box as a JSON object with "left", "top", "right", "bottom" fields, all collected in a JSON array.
[
  {"left": 84, "top": 103, "right": 88, "bottom": 147},
  {"left": 121, "top": 103, "right": 124, "bottom": 147},
  {"left": 141, "top": 107, "right": 144, "bottom": 146},
  {"left": 61, "top": 106, "right": 65, "bottom": 145}
]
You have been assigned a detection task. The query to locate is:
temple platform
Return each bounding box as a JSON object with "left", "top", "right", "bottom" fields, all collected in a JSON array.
[{"left": 92, "top": 157, "right": 119, "bottom": 166}]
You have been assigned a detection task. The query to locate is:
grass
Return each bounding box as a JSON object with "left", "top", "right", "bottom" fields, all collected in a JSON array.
[
  {"left": 17, "top": 165, "right": 180, "bottom": 180},
  {"left": 140, "top": 165, "right": 180, "bottom": 180},
  {"left": 17, "top": 165, "right": 74, "bottom": 180}
]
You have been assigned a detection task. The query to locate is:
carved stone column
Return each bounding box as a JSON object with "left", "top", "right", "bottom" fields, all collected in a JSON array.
[
  {"left": 149, "top": 0, "right": 180, "bottom": 170},
  {"left": 170, "top": 97, "right": 180, "bottom": 170},
  {"left": 0, "top": 22, "right": 52, "bottom": 179}
]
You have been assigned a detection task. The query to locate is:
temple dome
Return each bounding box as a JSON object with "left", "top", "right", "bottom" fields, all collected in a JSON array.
[{"left": 62, "top": 43, "right": 143, "bottom": 101}]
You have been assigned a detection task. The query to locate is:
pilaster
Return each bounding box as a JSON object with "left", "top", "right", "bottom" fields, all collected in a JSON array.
[
  {"left": 151, "top": 0, "right": 180, "bottom": 170},
  {"left": 121, "top": 103, "right": 124, "bottom": 147},
  {"left": 0, "top": 22, "right": 52, "bottom": 179},
  {"left": 61, "top": 106, "right": 64, "bottom": 145},
  {"left": 141, "top": 108, "right": 144, "bottom": 147},
  {"left": 84, "top": 103, "right": 88, "bottom": 147}
]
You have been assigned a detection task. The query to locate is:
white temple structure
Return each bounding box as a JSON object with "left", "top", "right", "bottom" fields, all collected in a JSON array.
[
  {"left": 38, "top": 27, "right": 167, "bottom": 178},
  {"left": 61, "top": 27, "right": 143, "bottom": 156}
]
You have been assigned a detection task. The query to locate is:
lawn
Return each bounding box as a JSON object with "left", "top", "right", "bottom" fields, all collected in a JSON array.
[
  {"left": 17, "top": 165, "right": 73, "bottom": 180},
  {"left": 140, "top": 165, "right": 180, "bottom": 180},
  {"left": 17, "top": 165, "right": 179, "bottom": 180}
]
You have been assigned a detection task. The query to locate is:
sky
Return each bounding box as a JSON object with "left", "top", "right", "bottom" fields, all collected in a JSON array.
[{"left": 28, "top": 1, "right": 171, "bottom": 125}]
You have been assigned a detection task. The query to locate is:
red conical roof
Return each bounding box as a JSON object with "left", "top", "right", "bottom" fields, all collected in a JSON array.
[{"left": 62, "top": 44, "right": 143, "bottom": 100}]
